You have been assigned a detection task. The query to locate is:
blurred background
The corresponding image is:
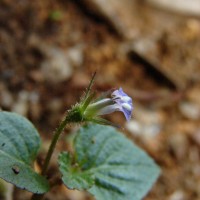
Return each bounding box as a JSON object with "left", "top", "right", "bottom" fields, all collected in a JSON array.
[{"left": 0, "top": 0, "right": 200, "bottom": 199}]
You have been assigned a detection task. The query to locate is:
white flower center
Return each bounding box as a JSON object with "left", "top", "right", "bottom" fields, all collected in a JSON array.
[
  {"left": 121, "top": 96, "right": 132, "bottom": 102},
  {"left": 122, "top": 103, "right": 132, "bottom": 111}
]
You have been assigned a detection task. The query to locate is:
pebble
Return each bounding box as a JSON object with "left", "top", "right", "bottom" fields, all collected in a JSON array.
[
  {"left": 126, "top": 106, "right": 164, "bottom": 138},
  {"left": 168, "top": 133, "right": 189, "bottom": 161},
  {"left": 147, "top": 0, "right": 200, "bottom": 16},
  {"left": 29, "top": 92, "right": 41, "bottom": 120},
  {"left": 47, "top": 98, "right": 63, "bottom": 113},
  {"left": 41, "top": 47, "right": 73, "bottom": 83},
  {"left": 179, "top": 101, "right": 200, "bottom": 120},
  {"left": 63, "top": 187, "right": 87, "bottom": 200},
  {"left": 169, "top": 190, "right": 186, "bottom": 200},
  {"left": 67, "top": 45, "right": 84, "bottom": 67},
  {"left": 0, "top": 88, "right": 14, "bottom": 108},
  {"left": 126, "top": 106, "right": 164, "bottom": 150},
  {"left": 126, "top": 120, "right": 161, "bottom": 138},
  {"left": 11, "top": 91, "right": 29, "bottom": 116},
  {"left": 187, "top": 86, "right": 200, "bottom": 104},
  {"left": 190, "top": 129, "right": 200, "bottom": 147}
]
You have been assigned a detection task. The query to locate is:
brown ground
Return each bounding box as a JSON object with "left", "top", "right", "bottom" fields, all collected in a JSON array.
[{"left": 0, "top": 0, "right": 200, "bottom": 200}]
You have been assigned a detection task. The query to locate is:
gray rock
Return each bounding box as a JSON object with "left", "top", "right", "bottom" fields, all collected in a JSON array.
[
  {"left": 41, "top": 47, "right": 73, "bottom": 83},
  {"left": 179, "top": 101, "right": 200, "bottom": 120},
  {"left": 147, "top": 0, "right": 200, "bottom": 16}
]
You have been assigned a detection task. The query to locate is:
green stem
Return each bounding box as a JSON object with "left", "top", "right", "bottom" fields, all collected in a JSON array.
[
  {"left": 31, "top": 115, "right": 70, "bottom": 200},
  {"left": 41, "top": 115, "right": 69, "bottom": 175}
]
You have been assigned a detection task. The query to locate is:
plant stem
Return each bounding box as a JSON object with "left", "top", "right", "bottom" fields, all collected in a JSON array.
[
  {"left": 31, "top": 115, "right": 70, "bottom": 200},
  {"left": 41, "top": 115, "right": 69, "bottom": 175}
]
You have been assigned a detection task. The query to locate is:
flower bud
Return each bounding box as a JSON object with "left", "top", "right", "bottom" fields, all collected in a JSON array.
[{"left": 68, "top": 86, "right": 133, "bottom": 125}]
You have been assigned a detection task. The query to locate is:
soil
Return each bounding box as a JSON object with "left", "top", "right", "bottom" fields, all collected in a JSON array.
[{"left": 0, "top": 0, "right": 200, "bottom": 200}]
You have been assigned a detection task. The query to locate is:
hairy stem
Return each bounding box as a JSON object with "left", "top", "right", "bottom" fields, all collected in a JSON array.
[
  {"left": 31, "top": 115, "right": 70, "bottom": 200},
  {"left": 41, "top": 115, "right": 69, "bottom": 175}
]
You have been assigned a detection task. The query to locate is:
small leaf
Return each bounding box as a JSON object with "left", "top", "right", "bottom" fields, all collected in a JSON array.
[
  {"left": 0, "top": 111, "right": 49, "bottom": 194},
  {"left": 59, "top": 152, "right": 95, "bottom": 190},
  {"left": 59, "top": 124, "right": 160, "bottom": 200}
]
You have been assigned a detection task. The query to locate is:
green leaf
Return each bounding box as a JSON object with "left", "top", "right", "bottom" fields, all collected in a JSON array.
[
  {"left": 59, "top": 124, "right": 160, "bottom": 200},
  {"left": 59, "top": 152, "right": 95, "bottom": 190},
  {"left": 0, "top": 111, "right": 49, "bottom": 194}
]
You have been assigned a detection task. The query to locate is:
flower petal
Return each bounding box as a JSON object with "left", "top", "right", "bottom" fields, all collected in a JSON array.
[
  {"left": 111, "top": 88, "right": 133, "bottom": 121},
  {"left": 97, "top": 104, "right": 121, "bottom": 115}
]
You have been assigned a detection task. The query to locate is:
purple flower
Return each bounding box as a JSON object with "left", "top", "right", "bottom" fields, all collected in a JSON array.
[
  {"left": 85, "top": 88, "right": 133, "bottom": 121},
  {"left": 112, "top": 88, "right": 133, "bottom": 121},
  {"left": 68, "top": 71, "right": 133, "bottom": 125},
  {"left": 97, "top": 88, "right": 133, "bottom": 121}
]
